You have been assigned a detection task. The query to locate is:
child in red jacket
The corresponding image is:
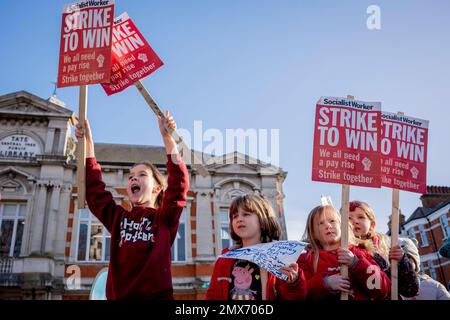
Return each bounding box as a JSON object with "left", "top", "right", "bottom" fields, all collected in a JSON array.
[
  {"left": 75, "top": 112, "right": 189, "bottom": 300},
  {"left": 349, "top": 200, "right": 419, "bottom": 298},
  {"left": 298, "top": 205, "right": 390, "bottom": 300},
  {"left": 206, "top": 194, "right": 306, "bottom": 300}
]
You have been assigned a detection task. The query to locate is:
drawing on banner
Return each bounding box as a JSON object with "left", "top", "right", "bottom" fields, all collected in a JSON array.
[
  {"left": 138, "top": 53, "right": 148, "bottom": 63},
  {"left": 220, "top": 241, "right": 307, "bottom": 281},
  {"left": 362, "top": 157, "right": 372, "bottom": 171},
  {"left": 97, "top": 54, "right": 105, "bottom": 67},
  {"left": 411, "top": 167, "right": 418, "bottom": 179}
]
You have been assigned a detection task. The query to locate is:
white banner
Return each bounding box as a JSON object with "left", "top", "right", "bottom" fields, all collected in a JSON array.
[{"left": 220, "top": 241, "right": 308, "bottom": 281}]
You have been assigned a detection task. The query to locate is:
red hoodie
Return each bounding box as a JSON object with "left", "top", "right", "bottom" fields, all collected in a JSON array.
[
  {"left": 85, "top": 154, "right": 189, "bottom": 300},
  {"left": 297, "top": 245, "right": 390, "bottom": 300},
  {"left": 206, "top": 248, "right": 307, "bottom": 300}
]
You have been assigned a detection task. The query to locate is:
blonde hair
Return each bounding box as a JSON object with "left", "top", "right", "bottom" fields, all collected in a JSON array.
[
  {"left": 349, "top": 200, "right": 390, "bottom": 258},
  {"left": 229, "top": 194, "right": 281, "bottom": 246},
  {"left": 302, "top": 205, "right": 358, "bottom": 273}
]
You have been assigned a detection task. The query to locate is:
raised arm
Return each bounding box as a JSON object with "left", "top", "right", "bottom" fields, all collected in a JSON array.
[
  {"left": 158, "top": 111, "right": 189, "bottom": 227},
  {"left": 76, "top": 119, "right": 118, "bottom": 232}
]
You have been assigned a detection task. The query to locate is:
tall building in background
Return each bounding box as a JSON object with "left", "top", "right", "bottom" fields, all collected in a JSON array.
[{"left": 0, "top": 91, "right": 288, "bottom": 300}]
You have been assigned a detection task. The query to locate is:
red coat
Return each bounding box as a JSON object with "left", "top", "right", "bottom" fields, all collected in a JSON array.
[
  {"left": 297, "top": 245, "right": 390, "bottom": 300},
  {"left": 206, "top": 248, "right": 307, "bottom": 300},
  {"left": 86, "top": 154, "right": 189, "bottom": 300}
]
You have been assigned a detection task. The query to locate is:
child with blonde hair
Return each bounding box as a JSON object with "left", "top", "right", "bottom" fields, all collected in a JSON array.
[
  {"left": 206, "top": 194, "right": 306, "bottom": 300},
  {"left": 298, "top": 205, "right": 390, "bottom": 300},
  {"left": 349, "top": 200, "right": 419, "bottom": 298}
]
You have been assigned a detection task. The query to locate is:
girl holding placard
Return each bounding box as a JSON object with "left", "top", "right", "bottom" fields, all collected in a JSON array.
[
  {"left": 349, "top": 201, "right": 419, "bottom": 298},
  {"left": 75, "top": 112, "right": 189, "bottom": 300},
  {"left": 298, "top": 205, "right": 390, "bottom": 300}
]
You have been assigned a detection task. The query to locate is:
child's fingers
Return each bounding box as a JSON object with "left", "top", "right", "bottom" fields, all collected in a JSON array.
[
  {"left": 337, "top": 257, "right": 350, "bottom": 265},
  {"left": 340, "top": 280, "right": 351, "bottom": 291},
  {"left": 278, "top": 269, "right": 289, "bottom": 278},
  {"left": 339, "top": 286, "right": 350, "bottom": 292},
  {"left": 166, "top": 120, "right": 176, "bottom": 130},
  {"left": 279, "top": 269, "right": 296, "bottom": 282}
]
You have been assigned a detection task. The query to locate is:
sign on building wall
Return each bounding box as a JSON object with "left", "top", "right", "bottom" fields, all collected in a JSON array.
[{"left": 0, "top": 135, "right": 41, "bottom": 158}]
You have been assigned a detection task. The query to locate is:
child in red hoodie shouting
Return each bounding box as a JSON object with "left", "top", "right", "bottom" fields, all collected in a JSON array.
[
  {"left": 75, "top": 111, "right": 189, "bottom": 300},
  {"left": 298, "top": 205, "right": 390, "bottom": 300},
  {"left": 206, "top": 194, "right": 306, "bottom": 300}
]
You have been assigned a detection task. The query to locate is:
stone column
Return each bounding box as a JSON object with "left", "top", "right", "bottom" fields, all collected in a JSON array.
[
  {"left": 30, "top": 181, "right": 49, "bottom": 254},
  {"left": 54, "top": 183, "right": 72, "bottom": 260},
  {"left": 195, "top": 189, "right": 215, "bottom": 260},
  {"left": 44, "top": 128, "right": 55, "bottom": 154},
  {"left": 213, "top": 188, "right": 222, "bottom": 255},
  {"left": 44, "top": 181, "right": 61, "bottom": 255}
]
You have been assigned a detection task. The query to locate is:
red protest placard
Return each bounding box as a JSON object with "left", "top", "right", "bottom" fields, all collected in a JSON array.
[
  {"left": 312, "top": 97, "right": 382, "bottom": 188},
  {"left": 101, "top": 12, "right": 164, "bottom": 95},
  {"left": 57, "top": 0, "right": 114, "bottom": 88},
  {"left": 381, "top": 112, "right": 428, "bottom": 193}
]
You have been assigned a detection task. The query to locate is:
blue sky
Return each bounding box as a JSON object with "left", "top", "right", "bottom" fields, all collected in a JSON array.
[{"left": 1, "top": 0, "right": 449, "bottom": 239}]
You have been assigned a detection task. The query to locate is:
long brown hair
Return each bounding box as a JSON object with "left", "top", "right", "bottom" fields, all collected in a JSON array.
[
  {"left": 132, "top": 162, "right": 167, "bottom": 208},
  {"left": 229, "top": 194, "right": 281, "bottom": 246}
]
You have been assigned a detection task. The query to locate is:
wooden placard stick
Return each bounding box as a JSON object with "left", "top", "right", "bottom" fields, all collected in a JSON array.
[
  {"left": 390, "top": 188, "right": 400, "bottom": 300},
  {"left": 340, "top": 183, "right": 350, "bottom": 300},
  {"left": 390, "top": 111, "right": 403, "bottom": 300},
  {"left": 340, "top": 94, "right": 354, "bottom": 300},
  {"left": 134, "top": 80, "right": 209, "bottom": 177},
  {"left": 77, "top": 85, "right": 88, "bottom": 209}
]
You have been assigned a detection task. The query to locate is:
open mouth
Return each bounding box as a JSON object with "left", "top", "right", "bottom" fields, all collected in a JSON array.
[{"left": 131, "top": 184, "right": 141, "bottom": 194}]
